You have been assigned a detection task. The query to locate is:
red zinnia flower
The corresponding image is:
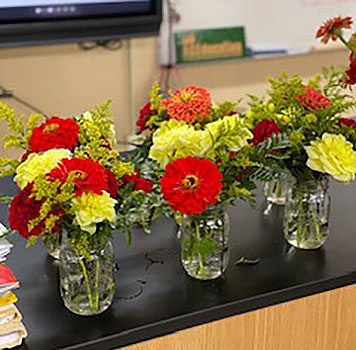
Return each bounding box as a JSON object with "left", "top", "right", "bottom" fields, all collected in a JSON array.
[
  {"left": 251, "top": 119, "right": 281, "bottom": 146},
  {"left": 160, "top": 157, "right": 223, "bottom": 215},
  {"left": 296, "top": 86, "right": 332, "bottom": 110},
  {"left": 121, "top": 171, "right": 154, "bottom": 193},
  {"left": 20, "top": 151, "right": 32, "bottom": 162},
  {"left": 316, "top": 16, "right": 353, "bottom": 44},
  {"left": 161, "top": 86, "right": 212, "bottom": 123},
  {"left": 47, "top": 158, "right": 108, "bottom": 196},
  {"left": 105, "top": 169, "right": 119, "bottom": 198},
  {"left": 337, "top": 117, "right": 356, "bottom": 129},
  {"left": 340, "top": 53, "right": 356, "bottom": 87},
  {"left": 29, "top": 117, "right": 80, "bottom": 152},
  {"left": 9, "top": 184, "right": 63, "bottom": 239},
  {"left": 136, "top": 103, "right": 157, "bottom": 133}
]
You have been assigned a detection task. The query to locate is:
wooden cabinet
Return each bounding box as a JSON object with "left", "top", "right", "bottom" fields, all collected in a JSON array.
[{"left": 126, "top": 284, "right": 356, "bottom": 350}]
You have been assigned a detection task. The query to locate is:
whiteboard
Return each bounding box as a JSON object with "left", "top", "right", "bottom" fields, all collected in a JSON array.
[{"left": 160, "top": 0, "right": 356, "bottom": 64}]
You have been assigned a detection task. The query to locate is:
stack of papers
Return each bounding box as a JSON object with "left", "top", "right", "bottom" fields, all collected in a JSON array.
[
  {"left": 0, "top": 224, "right": 27, "bottom": 349},
  {"left": 0, "top": 297, "right": 27, "bottom": 349},
  {"left": 0, "top": 242, "right": 12, "bottom": 264}
]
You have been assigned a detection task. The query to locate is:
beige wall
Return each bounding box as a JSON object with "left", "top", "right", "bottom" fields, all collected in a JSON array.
[{"left": 0, "top": 38, "right": 351, "bottom": 158}]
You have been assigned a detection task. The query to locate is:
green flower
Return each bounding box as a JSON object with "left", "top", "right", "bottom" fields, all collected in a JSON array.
[{"left": 305, "top": 133, "right": 356, "bottom": 182}]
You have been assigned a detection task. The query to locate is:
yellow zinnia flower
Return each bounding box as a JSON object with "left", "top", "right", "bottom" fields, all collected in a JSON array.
[
  {"left": 14, "top": 148, "right": 71, "bottom": 189},
  {"left": 205, "top": 115, "right": 253, "bottom": 152},
  {"left": 305, "top": 133, "right": 356, "bottom": 182},
  {"left": 149, "top": 119, "right": 212, "bottom": 167},
  {"left": 71, "top": 191, "right": 117, "bottom": 234}
]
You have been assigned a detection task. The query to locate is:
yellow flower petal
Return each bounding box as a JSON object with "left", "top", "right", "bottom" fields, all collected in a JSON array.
[
  {"left": 305, "top": 133, "right": 356, "bottom": 182},
  {"left": 14, "top": 149, "right": 71, "bottom": 189},
  {"left": 71, "top": 191, "right": 117, "bottom": 234}
]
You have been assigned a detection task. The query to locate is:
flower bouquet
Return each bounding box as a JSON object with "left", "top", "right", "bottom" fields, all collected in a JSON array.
[
  {"left": 246, "top": 69, "right": 356, "bottom": 249},
  {"left": 137, "top": 84, "right": 278, "bottom": 280},
  {"left": 130, "top": 85, "right": 246, "bottom": 222},
  {"left": 0, "top": 101, "right": 153, "bottom": 315}
]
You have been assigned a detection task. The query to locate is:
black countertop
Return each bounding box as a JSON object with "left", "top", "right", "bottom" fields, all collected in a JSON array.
[{"left": 1, "top": 177, "right": 356, "bottom": 350}]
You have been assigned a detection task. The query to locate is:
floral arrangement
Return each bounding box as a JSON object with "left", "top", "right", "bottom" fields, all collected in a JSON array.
[
  {"left": 246, "top": 69, "right": 356, "bottom": 249},
  {"left": 131, "top": 84, "right": 283, "bottom": 278},
  {"left": 246, "top": 69, "right": 356, "bottom": 182},
  {"left": 0, "top": 101, "right": 154, "bottom": 252},
  {"left": 316, "top": 16, "right": 356, "bottom": 87},
  {"left": 130, "top": 84, "right": 247, "bottom": 221},
  {"left": 138, "top": 84, "right": 274, "bottom": 211}
]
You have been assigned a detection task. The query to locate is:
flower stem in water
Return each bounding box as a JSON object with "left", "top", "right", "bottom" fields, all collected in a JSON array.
[{"left": 79, "top": 259, "right": 94, "bottom": 312}]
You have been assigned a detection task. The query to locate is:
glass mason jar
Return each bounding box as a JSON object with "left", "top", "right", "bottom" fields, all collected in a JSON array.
[
  {"left": 263, "top": 172, "right": 288, "bottom": 205},
  {"left": 180, "top": 206, "right": 229, "bottom": 280},
  {"left": 43, "top": 234, "right": 61, "bottom": 260},
  {"left": 284, "top": 176, "right": 330, "bottom": 250},
  {"left": 59, "top": 232, "right": 116, "bottom": 316}
]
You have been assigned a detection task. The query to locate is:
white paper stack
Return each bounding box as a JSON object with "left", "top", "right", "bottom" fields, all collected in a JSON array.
[
  {"left": 0, "top": 304, "right": 27, "bottom": 350},
  {"left": 0, "top": 241, "right": 12, "bottom": 264}
]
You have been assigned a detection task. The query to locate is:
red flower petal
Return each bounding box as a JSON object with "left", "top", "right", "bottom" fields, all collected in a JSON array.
[
  {"left": 9, "top": 184, "right": 63, "bottom": 239},
  {"left": 251, "top": 119, "right": 281, "bottom": 146},
  {"left": 121, "top": 170, "right": 154, "bottom": 193},
  {"left": 296, "top": 86, "right": 331, "bottom": 110},
  {"left": 160, "top": 157, "right": 222, "bottom": 215},
  {"left": 29, "top": 117, "right": 79, "bottom": 152},
  {"left": 136, "top": 103, "right": 157, "bottom": 133},
  {"left": 337, "top": 117, "right": 356, "bottom": 129},
  {"left": 47, "top": 158, "right": 108, "bottom": 196},
  {"left": 316, "top": 17, "right": 353, "bottom": 44}
]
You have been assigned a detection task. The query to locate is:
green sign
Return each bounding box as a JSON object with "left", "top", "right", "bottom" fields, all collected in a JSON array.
[{"left": 175, "top": 27, "right": 246, "bottom": 64}]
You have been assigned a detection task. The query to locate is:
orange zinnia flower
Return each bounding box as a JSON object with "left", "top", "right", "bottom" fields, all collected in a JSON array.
[
  {"left": 316, "top": 16, "right": 352, "bottom": 44},
  {"left": 161, "top": 86, "right": 212, "bottom": 123}
]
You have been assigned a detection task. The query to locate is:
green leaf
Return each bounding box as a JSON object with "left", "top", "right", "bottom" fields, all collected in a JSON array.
[
  {"left": 194, "top": 238, "right": 217, "bottom": 257},
  {"left": 235, "top": 256, "right": 260, "bottom": 266}
]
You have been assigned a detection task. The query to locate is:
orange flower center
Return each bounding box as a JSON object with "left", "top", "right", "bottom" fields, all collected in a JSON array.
[
  {"left": 181, "top": 174, "right": 200, "bottom": 190},
  {"left": 72, "top": 170, "right": 87, "bottom": 179},
  {"left": 43, "top": 123, "right": 60, "bottom": 134},
  {"left": 178, "top": 91, "right": 195, "bottom": 103}
]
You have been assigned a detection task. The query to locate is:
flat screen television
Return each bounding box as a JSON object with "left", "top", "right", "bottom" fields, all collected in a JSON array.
[{"left": 0, "top": 0, "right": 162, "bottom": 47}]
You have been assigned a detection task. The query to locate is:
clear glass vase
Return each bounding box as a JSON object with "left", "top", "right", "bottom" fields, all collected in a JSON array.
[
  {"left": 180, "top": 206, "right": 229, "bottom": 280},
  {"left": 284, "top": 176, "right": 330, "bottom": 250},
  {"left": 263, "top": 173, "right": 288, "bottom": 205},
  {"left": 59, "top": 232, "right": 116, "bottom": 316},
  {"left": 43, "top": 234, "right": 61, "bottom": 260}
]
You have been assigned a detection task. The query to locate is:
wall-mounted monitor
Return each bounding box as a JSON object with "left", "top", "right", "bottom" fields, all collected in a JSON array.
[{"left": 0, "top": 0, "right": 162, "bottom": 47}]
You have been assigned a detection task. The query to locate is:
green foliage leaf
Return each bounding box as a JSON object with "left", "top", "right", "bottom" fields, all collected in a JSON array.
[
  {"left": 194, "top": 237, "right": 217, "bottom": 257},
  {"left": 235, "top": 256, "right": 260, "bottom": 265}
]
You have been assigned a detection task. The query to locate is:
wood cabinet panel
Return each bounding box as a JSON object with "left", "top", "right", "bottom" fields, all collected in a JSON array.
[{"left": 124, "top": 284, "right": 356, "bottom": 350}]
